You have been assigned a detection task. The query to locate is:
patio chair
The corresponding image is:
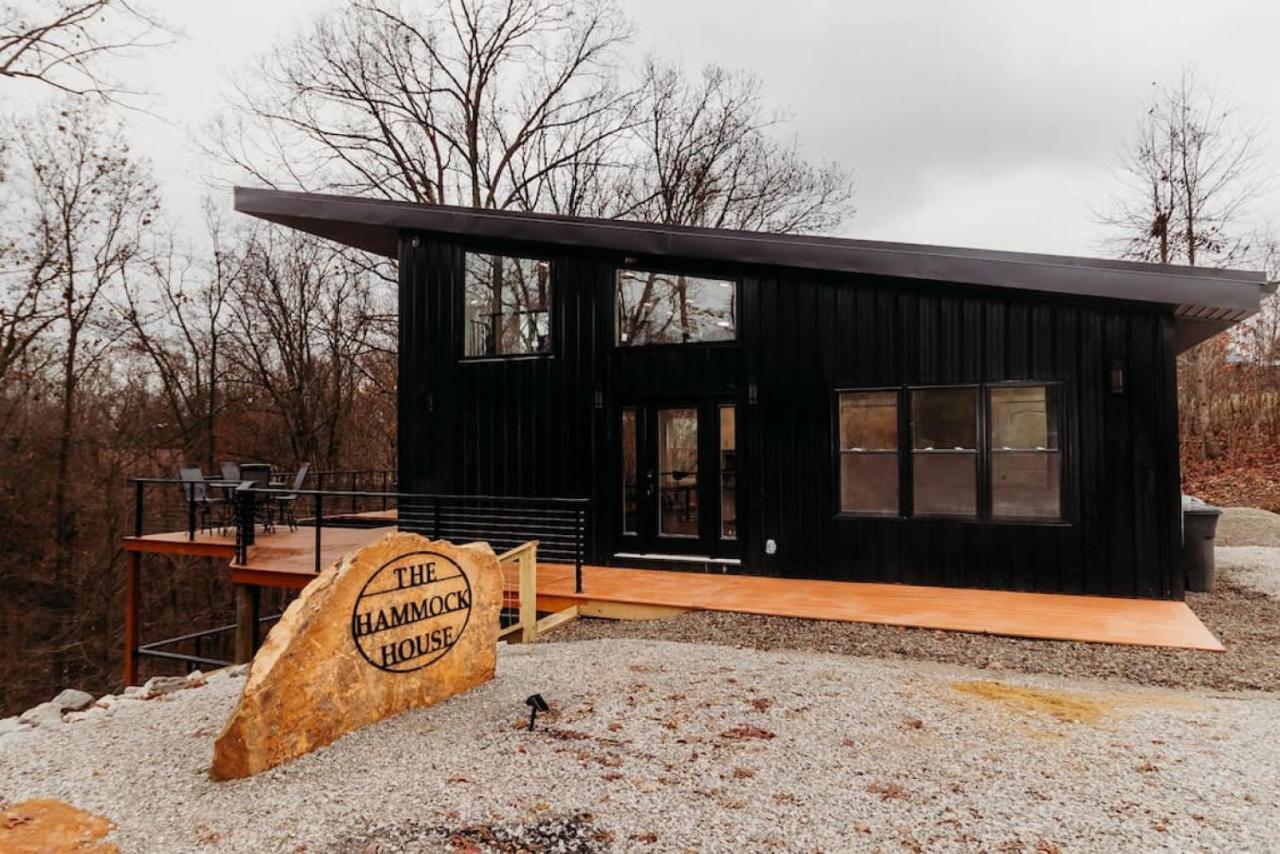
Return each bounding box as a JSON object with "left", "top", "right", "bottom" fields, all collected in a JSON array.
[
  {"left": 273, "top": 463, "right": 311, "bottom": 531},
  {"left": 219, "top": 461, "right": 241, "bottom": 483},
  {"left": 178, "top": 466, "right": 229, "bottom": 534}
]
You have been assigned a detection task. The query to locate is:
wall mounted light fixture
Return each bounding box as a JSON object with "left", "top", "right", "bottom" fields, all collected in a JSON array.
[{"left": 1110, "top": 360, "right": 1125, "bottom": 395}]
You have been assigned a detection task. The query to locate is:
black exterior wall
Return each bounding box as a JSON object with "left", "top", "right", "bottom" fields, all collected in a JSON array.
[{"left": 398, "top": 230, "right": 1184, "bottom": 600}]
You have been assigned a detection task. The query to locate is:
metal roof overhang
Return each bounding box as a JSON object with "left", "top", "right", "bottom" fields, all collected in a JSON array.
[{"left": 233, "top": 187, "right": 1274, "bottom": 353}]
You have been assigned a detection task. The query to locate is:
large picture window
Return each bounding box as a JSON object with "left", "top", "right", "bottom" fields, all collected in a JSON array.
[
  {"left": 911, "top": 387, "right": 978, "bottom": 517},
  {"left": 615, "top": 269, "right": 736, "bottom": 345},
  {"left": 464, "top": 252, "right": 551, "bottom": 357},
  {"left": 838, "top": 391, "right": 899, "bottom": 514},
  {"left": 836, "top": 382, "right": 1065, "bottom": 522},
  {"left": 990, "top": 385, "right": 1062, "bottom": 520}
]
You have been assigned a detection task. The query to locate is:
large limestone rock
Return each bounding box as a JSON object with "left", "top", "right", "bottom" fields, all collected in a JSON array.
[{"left": 210, "top": 532, "right": 500, "bottom": 780}]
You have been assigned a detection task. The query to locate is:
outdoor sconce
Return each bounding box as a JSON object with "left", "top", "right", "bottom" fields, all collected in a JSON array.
[
  {"left": 1110, "top": 360, "right": 1125, "bottom": 395},
  {"left": 748, "top": 380, "right": 759, "bottom": 405},
  {"left": 525, "top": 693, "right": 550, "bottom": 731}
]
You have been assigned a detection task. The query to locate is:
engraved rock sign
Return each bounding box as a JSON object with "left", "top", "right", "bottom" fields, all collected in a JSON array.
[{"left": 210, "top": 532, "right": 500, "bottom": 780}]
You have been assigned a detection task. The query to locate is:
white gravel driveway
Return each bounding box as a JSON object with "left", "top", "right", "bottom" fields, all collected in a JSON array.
[{"left": 1, "top": 639, "right": 1277, "bottom": 852}]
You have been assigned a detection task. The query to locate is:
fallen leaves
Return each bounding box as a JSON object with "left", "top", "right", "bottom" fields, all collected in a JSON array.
[
  {"left": 194, "top": 823, "right": 222, "bottom": 845},
  {"left": 866, "top": 781, "right": 910, "bottom": 802},
  {"left": 720, "top": 724, "right": 775, "bottom": 741}
]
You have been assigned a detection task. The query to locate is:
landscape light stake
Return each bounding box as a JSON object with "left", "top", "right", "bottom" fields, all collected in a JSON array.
[{"left": 525, "top": 693, "right": 549, "bottom": 731}]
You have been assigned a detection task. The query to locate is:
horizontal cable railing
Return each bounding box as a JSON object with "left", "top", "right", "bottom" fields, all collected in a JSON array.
[
  {"left": 126, "top": 474, "right": 590, "bottom": 593},
  {"left": 125, "top": 472, "right": 587, "bottom": 680},
  {"left": 125, "top": 469, "right": 393, "bottom": 539}
]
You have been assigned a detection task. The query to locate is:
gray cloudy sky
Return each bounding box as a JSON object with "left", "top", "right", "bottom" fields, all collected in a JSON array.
[{"left": 26, "top": 0, "right": 1280, "bottom": 261}]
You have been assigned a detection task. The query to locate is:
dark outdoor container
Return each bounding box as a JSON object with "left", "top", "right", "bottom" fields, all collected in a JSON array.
[{"left": 1181, "top": 496, "right": 1222, "bottom": 593}]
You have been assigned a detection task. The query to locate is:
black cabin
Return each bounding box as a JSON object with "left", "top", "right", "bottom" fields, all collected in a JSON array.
[{"left": 235, "top": 188, "right": 1273, "bottom": 601}]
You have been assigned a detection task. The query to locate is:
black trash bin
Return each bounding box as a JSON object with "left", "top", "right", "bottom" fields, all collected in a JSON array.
[{"left": 1181, "top": 496, "right": 1222, "bottom": 593}]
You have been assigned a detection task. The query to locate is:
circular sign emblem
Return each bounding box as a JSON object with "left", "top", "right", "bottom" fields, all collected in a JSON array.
[{"left": 351, "top": 550, "right": 472, "bottom": 673}]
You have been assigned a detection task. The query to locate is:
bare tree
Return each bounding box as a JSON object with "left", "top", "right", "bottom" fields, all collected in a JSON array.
[
  {"left": 1101, "top": 68, "right": 1265, "bottom": 267},
  {"left": 618, "top": 60, "right": 855, "bottom": 234},
  {"left": 1234, "top": 238, "right": 1280, "bottom": 366},
  {"left": 1101, "top": 69, "right": 1270, "bottom": 459},
  {"left": 227, "top": 228, "right": 383, "bottom": 468},
  {"left": 6, "top": 99, "right": 157, "bottom": 686},
  {"left": 0, "top": 128, "right": 60, "bottom": 396},
  {"left": 115, "top": 200, "right": 244, "bottom": 466},
  {"left": 212, "top": 0, "right": 634, "bottom": 209},
  {"left": 0, "top": 1, "right": 169, "bottom": 100}
]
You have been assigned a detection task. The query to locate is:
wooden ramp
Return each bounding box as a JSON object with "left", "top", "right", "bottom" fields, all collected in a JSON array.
[
  {"left": 533, "top": 564, "right": 1225, "bottom": 652},
  {"left": 124, "top": 528, "right": 1223, "bottom": 651}
]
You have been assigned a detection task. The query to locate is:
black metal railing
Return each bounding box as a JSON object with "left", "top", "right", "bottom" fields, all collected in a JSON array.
[
  {"left": 125, "top": 468, "right": 396, "bottom": 542},
  {"left": 135, "top": 612, "right": 283, "bottom": 671},
  {"left": 226, "top": 484, "right": 589, "bottom": 594},
  {"left": 126, "top": 473, "right": 590, "bottom": 593}
]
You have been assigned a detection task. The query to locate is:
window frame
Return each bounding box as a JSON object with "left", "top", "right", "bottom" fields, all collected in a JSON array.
[
  {"left": 985, "top": 380, "right": 1068, "bottom": 523},
  {"left": 459, "top": 250, "right": 556, "bottom": 362},
  {"left": 909, "top": 383, "right": 981, "bottom": 521},
  {"left": 612, "top": 265, "right": 741, "bottom": 349},
  {"left": 834, "top": 387, "right": 903, "bottom": 517},
  {"left": 832, "top": 380, "right": 1072, "bottom": 526}
]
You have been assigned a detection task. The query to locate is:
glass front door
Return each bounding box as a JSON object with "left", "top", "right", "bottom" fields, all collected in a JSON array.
[
  {"left": 618, "top": 402, "right": 738, "bottom": 558},
  {"left": 658, "top": 408, "right": 700, "bottom": 537}
]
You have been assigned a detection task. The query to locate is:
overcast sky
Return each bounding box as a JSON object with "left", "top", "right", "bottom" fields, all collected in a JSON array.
[{"left": 13, "top": 0, "right": 1279, "bottom": 262}]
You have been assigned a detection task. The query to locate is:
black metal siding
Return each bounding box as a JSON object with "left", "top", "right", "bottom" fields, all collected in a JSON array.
[{"left": 398, "top": 232, "right": 1183, "bottom": 599}]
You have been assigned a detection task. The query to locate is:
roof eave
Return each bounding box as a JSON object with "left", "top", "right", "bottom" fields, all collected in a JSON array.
[{"left": 233, "top": 187, "right": 1272, "bottom": 353}]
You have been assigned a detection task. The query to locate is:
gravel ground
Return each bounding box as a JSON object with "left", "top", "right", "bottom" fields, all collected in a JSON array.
[
  {"left": 1217, "top": 547, "right": 1280, "bottom": 600},
  {"left": 551, "top": 543, "right": 1280, "bottom": 695},
  {"left": 552, "top": 582, "right": 1280, "bottom": 694},
  {"left": 2, "top": 640, "right": 1279, "bottom": 852},
  {"left": 1215, "top": 506, "right": 1280, "bottom": 548}
]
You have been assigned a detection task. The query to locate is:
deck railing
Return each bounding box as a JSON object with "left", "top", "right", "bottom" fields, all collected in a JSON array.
[
  {"left": 229, "top": 484, "right": 589, "bottom": 593},
  {"left": 124, "top": 468, "right": 396, "bottom": 541},
  {"left": 126, "top": 474, "right": 590, "bottom": 593}
]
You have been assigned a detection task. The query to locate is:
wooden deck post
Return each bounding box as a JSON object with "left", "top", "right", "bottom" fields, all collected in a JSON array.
[
  {"left": 234, "top": 584, "right": 261, "bottom": 664},
  {"left": 123, "top": 551, "right": 140, "bottom": 687},
  {"left": 518, "top": 544, "right": 537, "bottom": 644}
]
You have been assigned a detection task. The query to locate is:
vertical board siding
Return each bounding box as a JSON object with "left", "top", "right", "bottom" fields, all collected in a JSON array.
[{"left": 400, "top": 235, "right": 1183, "bottom": 600}]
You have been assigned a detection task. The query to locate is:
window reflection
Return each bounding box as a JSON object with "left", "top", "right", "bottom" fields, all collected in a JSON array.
[
  {"left": 990, "top": 385, "right": 1062, "bottom": 519},
  {"left": 621, "top": 409, "right": 638, "bottom": 534},
  {"left": 464, "top": 253, "right": 551, "bottom": 357},
  {"left": 838, "top": 391, "right": 899, "bottom": 514},
  {"left": 911, "top": 387, "right": 978, "bottom": 517},
  {"left": 720, "top": 405, "right": 736, "bottom": 538},
  {"left": 658, "top": 408, "right": 699, "bottom": 537},
  {"left": 615, "top": 270, "right": 736, "bottom": 345}
]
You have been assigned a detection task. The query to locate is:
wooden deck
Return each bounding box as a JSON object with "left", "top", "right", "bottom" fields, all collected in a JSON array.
[
  {"left": 533, "top": 564, "right": 1224, "bottom": 651},
  {"left": 123, "top": 527, "right": 1224, "bottom": 651}
]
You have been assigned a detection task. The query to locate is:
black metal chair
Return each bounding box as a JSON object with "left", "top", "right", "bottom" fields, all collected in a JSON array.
[
  {"left": 178, "top": 466, "right": 229, "bottom": 534},
  {"left": 273, "top": 463, "right": 311, "bottom": 531}
]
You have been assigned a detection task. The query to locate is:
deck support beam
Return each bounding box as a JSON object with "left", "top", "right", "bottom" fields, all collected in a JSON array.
[
  {"left": 234, "top": 584, "right": 261, "bottom": 664},
  {"left": 123, "top": 551, "right": 140, "bottom": 687}
]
